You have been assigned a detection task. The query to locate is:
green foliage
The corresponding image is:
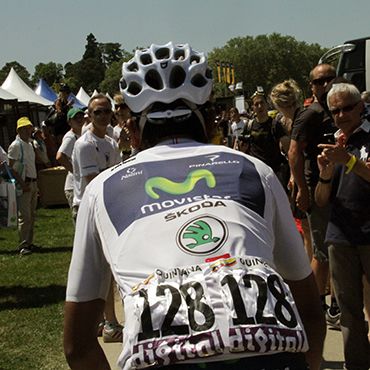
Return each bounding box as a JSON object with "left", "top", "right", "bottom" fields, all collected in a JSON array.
[
  {"left": 0, "top": 206, "right": 74, "bottom": 370},
  {"left": 0, "top": 61, "right": 32, "bottom": 87},
  {"left": 99, "top": 50, "right": 134, "bottom": 96},
  {"left": 208, "top": 33, "right": 329, "bottom": 101},
  {"left": 100, "top": 42, "right": 123, "bottom": 67},
  {"left": 83, "top": 33, "right": 102, "bottom": 61},
  {"left": 65, "top": 58, "right": 106, "bottom": 95},
  {"left": 0, "top": 33, "right": 329, "bottom": 99},
  {"left": 32, "top": 62, "right": 64, "bottom": 87}
]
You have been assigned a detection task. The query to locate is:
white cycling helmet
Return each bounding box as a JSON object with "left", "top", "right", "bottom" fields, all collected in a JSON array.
[{"left": 119, "top": 42, "right": 213, "bottom": 113}]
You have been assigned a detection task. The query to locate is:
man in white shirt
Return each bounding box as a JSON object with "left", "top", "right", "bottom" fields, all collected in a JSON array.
[
  {"left": 229, "top": 107, "right": 246, "bottom": 148},
  {"left": 56, "top": 108, "right": 85, "bottom": 223},
  {"left": 71, "top": 93, "right": 122, "bottom": 343},
  {"left": 8, "top": 117, "right": 41, "bottom": 255}
]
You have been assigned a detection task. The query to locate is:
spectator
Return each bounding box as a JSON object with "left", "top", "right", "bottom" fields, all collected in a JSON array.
[
  {"left": 229, "top": 107, "right": 246, "bottom": 148},
  {"left": 41, "top": 123, "right": 58, "bottom": 167},
  {"left": 238, "top": 91, "right": 290, "bottom": 188},
  {"left": 112, "top": 94, "right": 132, "bottom": 159},
  {"left": 64, "top": 42, "right": 325, "bottom": 370},
  {"left": 32, "top": 127, "right": 51, "bottom": 172},
  {"left": 361, "top": 90, "right": 370, "bottom": 104},
  {"left": 270, "top": 80, "right": 313, "bottom": 261},
  {"left": 288, "top": 64, "right": 337, "bottom": 315},
  {"left": 7, "top": 117, "right": 42, "bottom": 255},
  {"left": 56, "top": 108, "right": 85, "bottom": 223},
  {"left": 54, "top": 83, "right": 75, "bottom": 144},
  {"left": 71, "top": 93, "right": 122, "bottom": 343},
  {"left": 315, "top": 82, "right": 370, "bottom": 370}
]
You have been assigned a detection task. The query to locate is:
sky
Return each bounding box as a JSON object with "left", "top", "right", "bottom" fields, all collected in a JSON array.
[{"left": 1, "top": 0, "right": 369, "bottom": 75}]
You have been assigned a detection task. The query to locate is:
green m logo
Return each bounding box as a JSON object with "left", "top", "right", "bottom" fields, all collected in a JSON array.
[{"left": 145, "top": 169, "right": 216, "bottom": 199}]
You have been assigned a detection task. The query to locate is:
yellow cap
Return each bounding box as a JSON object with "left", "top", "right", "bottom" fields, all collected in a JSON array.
[{"left": 17, "top": 117, "right": 33, "bottom": 131}]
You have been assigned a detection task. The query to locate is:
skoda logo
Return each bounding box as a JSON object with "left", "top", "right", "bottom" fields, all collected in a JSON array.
[{"left": 176, "top": 215, "right": 228, "bottom": 256}]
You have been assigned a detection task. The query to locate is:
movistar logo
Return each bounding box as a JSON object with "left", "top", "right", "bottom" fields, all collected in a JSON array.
[{"left": 145, "top": 169, "right": 216, "bottom": 199}]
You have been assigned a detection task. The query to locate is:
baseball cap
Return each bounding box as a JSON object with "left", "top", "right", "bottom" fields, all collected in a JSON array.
[
  {"left": 67, "top": 108, "right": 84, "bottom": 120},
  {"left": 32, "top": 127, "right": 42, "bottom": 137},
  {"left": 17, "top": 117, "right": 33, "bottom": 131}
]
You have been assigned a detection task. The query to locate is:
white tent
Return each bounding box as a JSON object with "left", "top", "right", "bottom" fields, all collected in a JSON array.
[
  {"left": 1, "top": 68, "right": 53, "bottom": 106},
  {"left": 106, "top": 93, "right": 116, "bottom": 110},
  {"left": 76, "top": 87, "right": 90, "bottom": 106},
  {"left": 0, "top": 86, "right": 18, "bottom": 100}
]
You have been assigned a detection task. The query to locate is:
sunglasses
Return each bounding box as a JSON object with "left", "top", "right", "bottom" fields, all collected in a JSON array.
[
  {"left": 311, "top": 76, "right": 335, "bottom": 86},
  {"left": 330, "top": 101, "right": 359, "bottom": 116},
  {"left": 92, "top": 109, "right": 112, "bottom": 116},
  {"left": 115, "top": 104, "right": 128, "bottom": 110}
]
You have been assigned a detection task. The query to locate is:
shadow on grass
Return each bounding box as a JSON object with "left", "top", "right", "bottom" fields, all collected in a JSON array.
[
  {"left": 321, "top": 359, "right": 345, "bottom": 369},
  {"left": 0, "top": 284, "right": 66, "bottom": 310},
  {"left": 0, "top": 246, "right": 72, "bottom": 255}
]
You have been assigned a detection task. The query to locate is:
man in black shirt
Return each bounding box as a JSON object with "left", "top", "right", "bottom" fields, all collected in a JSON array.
[
  {"left": 288, "top": 64, "right": 337, "bottom": 314},
  {"left": 239, "top": 92, "right": 289, "bottom": 187}
]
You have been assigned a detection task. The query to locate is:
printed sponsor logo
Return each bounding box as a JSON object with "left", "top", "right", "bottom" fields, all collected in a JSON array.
[
  {"left": 131, "top": 330, "right": 223, "bottom": 368},
  {"left": 121, "top": 167, "right": 143, "bottom": 179},
  {"left": 141, "top": 194, "right": 229, "bottom": 215},
  {"left": 145, "top": 169, "right": 216, "bottom": 199},
  {"left": 177, "top": 215, "right": 228, "bottom": 256}
]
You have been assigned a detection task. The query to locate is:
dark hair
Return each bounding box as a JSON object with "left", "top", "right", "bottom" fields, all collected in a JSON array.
[{"left": 136, "top": 100, "right": 209, "bottom": 147}]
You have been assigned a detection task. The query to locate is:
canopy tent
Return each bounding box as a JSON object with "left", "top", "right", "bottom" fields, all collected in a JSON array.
[
  {"left": 68, "top": 93, "right": 87, "bottom": 109},
  {"left": 76, "top": 87, "right": 90, "bottom": 106},
  {"left": 0, "top": 86, "right": 18, "bottom": 101},
  {"left": 34, "top": 78, "right": 58, "bottom": 102},
  {"left": 2, "top": 68, "right": 53, "bottom": 106},
  {"left": 106, "top": 93, "right": 116, "bottom": 110}
]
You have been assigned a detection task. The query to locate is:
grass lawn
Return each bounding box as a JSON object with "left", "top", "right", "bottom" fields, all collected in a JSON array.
[{"left": 0, "top": 206, "right": 74, "bottom": 370}]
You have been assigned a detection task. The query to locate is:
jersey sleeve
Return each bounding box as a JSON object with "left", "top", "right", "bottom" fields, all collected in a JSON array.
[
  {"left": 66, "top": 188, "right": 112, "bottom": 302},
  {"left": 291, "top": 107, "right": 319, "bottom": 143},
  {"left": 7, "top": 141, "right": 21, "bottom": 162},
  {"left": 58, "top": 134, "right": 75, "bottom": 159},
  {"left": 77, "top": 141, "right": 100, "bottom": 177}
]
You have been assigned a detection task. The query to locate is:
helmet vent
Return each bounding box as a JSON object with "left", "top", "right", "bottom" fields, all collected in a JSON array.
[
  {"left": 169, "top": 66, "right": 186, "bottom": 88},
  {"left": 120, "top": 78, "right": 127, "bottom": 90},
  {"left": 127, "top": 81, "right": 142, "bottom": 96},
  {"left": 145, "top": 69, "right": 163, "bottom": 91},
  {"left": 155, "top": 48, "right": 170, "bottom": 60},
  {"left": 127, "top": 62, "right": 139, "bottom": 72},
  {"left": 174, "top": 50, "right": 185, "bottom": 60},
  {"left": 206, "top": 68, "right": 213, "bottom": 79},
  {"left": 140, "top": 54, "right": 152, "bottom": 65},
  {"left": 190, "top": 55, "right": 200, "bottom": 65},
  {"left": 191, "top": 74, "right": 207, "bottom": 88}
]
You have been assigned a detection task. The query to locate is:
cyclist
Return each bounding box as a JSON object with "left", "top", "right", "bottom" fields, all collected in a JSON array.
[{"left": 64, "top": 42, "right": 325, "bottom": 370}]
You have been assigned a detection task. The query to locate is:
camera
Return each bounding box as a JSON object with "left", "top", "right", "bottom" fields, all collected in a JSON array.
[
  {"left": 238, "top": 133, "right": 254, "bottom": 145},
  {"left": 322, "top": 133, "right": 336, "bottom": 144}
]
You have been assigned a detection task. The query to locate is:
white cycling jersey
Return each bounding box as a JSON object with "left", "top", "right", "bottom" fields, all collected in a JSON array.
[{"left": 66, "top": 139, "right": 312, "bottom": 369}]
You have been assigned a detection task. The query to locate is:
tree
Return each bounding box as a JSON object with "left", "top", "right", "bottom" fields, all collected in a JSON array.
[
  {"left": 208, "top": 33, "right": 329, "bottom": 101},
  {"left": 99, "top": 50, "right": 134, "bottom": 95},
  {"left": 83, "top": 33, "right": 102, "bottom": 61},
  {"left": 32, "top": 62, "right": 64, "bottom": 87},
  {"left": 65, "top": 58, "right": 106, "bottom": 94},
  {"left": 0, "top": 61, "right": 32, "bottom": 87}
]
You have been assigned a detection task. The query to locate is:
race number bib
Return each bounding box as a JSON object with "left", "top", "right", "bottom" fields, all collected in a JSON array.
[{"left": 121, "top": 256, "right": 308, "bottom": 369}]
